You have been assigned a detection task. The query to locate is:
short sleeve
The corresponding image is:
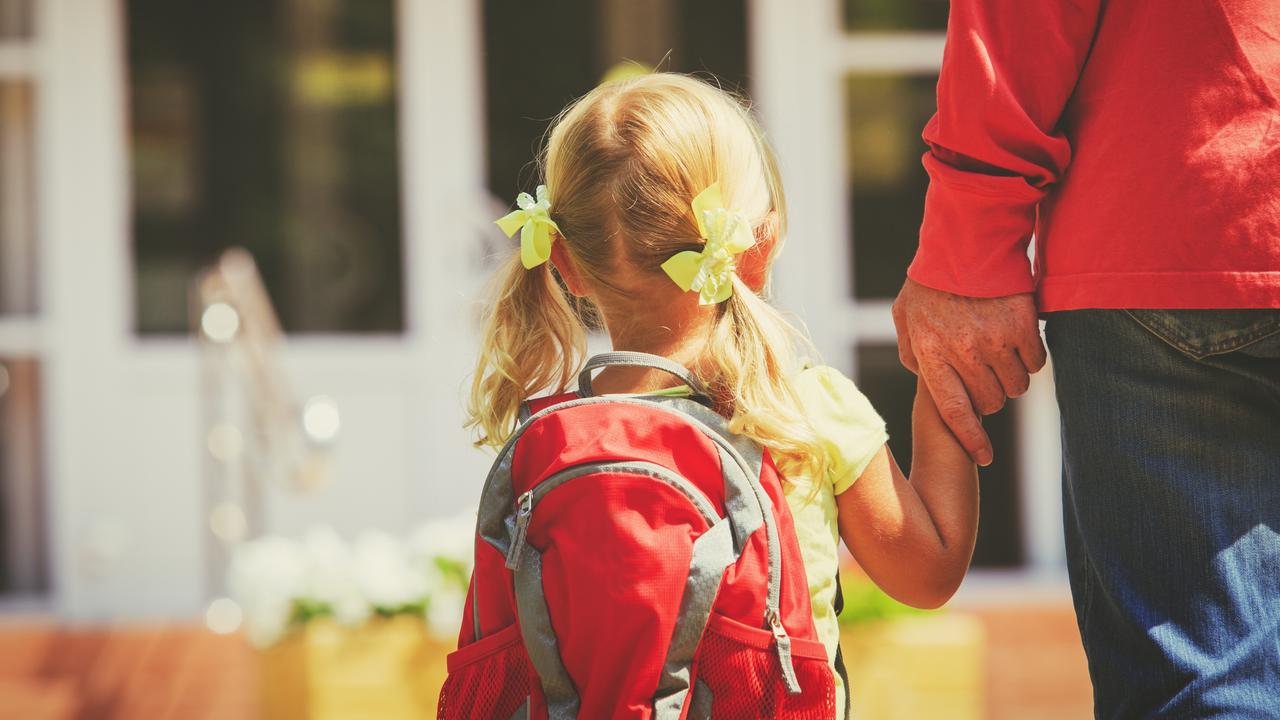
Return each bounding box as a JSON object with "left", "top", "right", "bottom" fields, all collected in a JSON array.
[{"left": 794, "top": 365, "right": 889, "bottom": 495}]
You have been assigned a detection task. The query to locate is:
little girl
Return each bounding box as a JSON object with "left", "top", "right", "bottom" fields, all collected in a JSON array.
[{"left": 465, "top": 73, "right": 977, "bottom": 718}]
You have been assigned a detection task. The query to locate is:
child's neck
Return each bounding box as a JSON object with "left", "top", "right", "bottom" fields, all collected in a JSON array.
[{"left": 590, "top": 316, "right": 711, "bottom": 396}]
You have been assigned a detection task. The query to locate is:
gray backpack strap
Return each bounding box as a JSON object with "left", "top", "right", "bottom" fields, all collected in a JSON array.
[{"left": 577, "top": 351, "right": 709, "bottom": 397}]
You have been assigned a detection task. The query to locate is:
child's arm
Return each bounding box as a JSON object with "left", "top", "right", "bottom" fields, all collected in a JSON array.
[{"left": 835, "top": 377, "right": 979, "bottom": 609}]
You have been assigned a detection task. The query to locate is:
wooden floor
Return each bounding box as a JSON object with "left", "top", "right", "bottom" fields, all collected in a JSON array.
[
  {"left": 0, "top": 623, "right": 258, "bottom": 720},
  {"left": 0, "top": 603, "right": 1092, "bottom": 720},
  {"left": 969, "top": 604, "right": 1094, "bottom": 720}
]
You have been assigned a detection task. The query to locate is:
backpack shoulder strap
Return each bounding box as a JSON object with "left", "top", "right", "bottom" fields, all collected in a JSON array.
[
  {"left": 833, "top": 569, "right": 852, "bottom": 720},
  {"left": 518, "top": 391, "right": 581, "bottom": 424}
]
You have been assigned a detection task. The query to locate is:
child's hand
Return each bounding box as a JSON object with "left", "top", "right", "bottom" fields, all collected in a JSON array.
[{"left": 835, "top": 378, "right": 979, "bottom": 609}]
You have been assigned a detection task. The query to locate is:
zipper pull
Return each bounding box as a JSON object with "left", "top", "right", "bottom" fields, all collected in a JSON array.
[
  {"left": 767, "top": 608, "right": 803, "bottom": 695},
  {"left": 504, "top": 491, "right": 534, "bottom": 570}
]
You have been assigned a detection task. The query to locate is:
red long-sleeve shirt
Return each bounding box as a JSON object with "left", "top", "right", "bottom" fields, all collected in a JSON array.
[{"left": 909, "top": 0, "right": 1280, "bottom": 310}]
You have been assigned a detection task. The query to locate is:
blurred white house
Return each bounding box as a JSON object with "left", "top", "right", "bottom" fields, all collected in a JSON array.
[{"left": 0, "top": 0, "right": 1065, "bottom": 622}]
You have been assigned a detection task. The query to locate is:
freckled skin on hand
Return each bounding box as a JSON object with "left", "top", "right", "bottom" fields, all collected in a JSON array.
[{"left": 892, "top": 278, "right": 1047, "bottom": 466}]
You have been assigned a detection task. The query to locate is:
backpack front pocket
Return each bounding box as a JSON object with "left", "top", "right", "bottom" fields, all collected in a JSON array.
[
  {"left": 693, "top": 613, "right": 836, "bottom": 719},
  {"left": 437, "top": 624, "right": 536, "bottom": 720}
]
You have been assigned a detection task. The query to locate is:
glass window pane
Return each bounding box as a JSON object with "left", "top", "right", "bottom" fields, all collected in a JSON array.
[
  {"left": 483, "top": 0, "right": 748, "bottom": 202},
  {"left": 0, "top": 0, "right": 34, "bottom": 40},
  {"left": 0, "top": 80, "right": 36, "bottom": 316},
  {"left": 128, "top": 1, "right": 404, "bottom": 334},
  {"left": 0, "top": 357, "right": 47, "bottom": 595},
  {"left": 856, "top": 345, "right": 1024, "bottom": 568},
  {"left": 843, "top": 0, "right": 949, "bottom": 32},
  {"left": 845, "top": 73, "right": 936, "bottom": 300}
]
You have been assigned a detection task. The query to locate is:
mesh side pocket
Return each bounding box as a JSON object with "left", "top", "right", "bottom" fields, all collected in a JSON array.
[
  {"left": 438, "top": 625, "right": 536, "bottom": 720},
  {"left": 694, "top": 614, "right": 836, "bottom": 719}
]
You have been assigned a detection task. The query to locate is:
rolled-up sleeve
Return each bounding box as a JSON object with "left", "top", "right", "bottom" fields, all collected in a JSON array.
[{"left": 909, "top": 0, "right": 1103, "bottom": 298}]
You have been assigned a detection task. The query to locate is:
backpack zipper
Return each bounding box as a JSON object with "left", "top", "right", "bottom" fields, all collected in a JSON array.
[
  {"left": 767, "top": 608, "right": 803, "bottom": 694},
  {"left": 504, "top": 460, "right": 720, "bottom": 571},
  {"left": 505, "top": 490, "right": 534, "bottom": 570}
]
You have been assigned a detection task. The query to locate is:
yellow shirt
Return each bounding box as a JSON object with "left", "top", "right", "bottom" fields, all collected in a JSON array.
[{"left": 784, "top": 365, "right": 888, "bottom": 706}]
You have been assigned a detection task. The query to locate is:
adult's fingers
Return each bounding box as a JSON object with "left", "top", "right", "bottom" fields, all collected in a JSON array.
[
  {"left": 991, "top": 348, "right": 1031, "bottom": 398},
  {"left": 1018, "top": 328, "right": 1048, "bottom": 374},
  {"left": 922, "top": 361, "right": 993, "bottom": 466},
  {"left": 892, "top": 305, "right": 920, "bottom": 374},
  {"left": 955, "top": 361, "right": 1007, "bottom": 416}
]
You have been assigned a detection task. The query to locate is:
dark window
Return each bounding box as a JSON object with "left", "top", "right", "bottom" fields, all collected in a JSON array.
[
  {"left": 0, "top": 80, "right": 36, "bottom": 316},
  {"left": 845, "top": 73, "right": 937, "bottom": 300},
  {"left": 856, "top": 345, "right": 1024, "bottom": 568},
  {"left": 844, "top": 0, "right": 949, "bottom": 32},
  {"left": 0, "top": 0, "right": 34, "bottom": 40},
  {"left": 128, "top": 0, "right": 403, "bottom": 334},
  {"left": 483, "top": 0, "right": 748, "bottom": 201},
  {"left": 0, "top": 358, "right": 46, "bottom": 594}
]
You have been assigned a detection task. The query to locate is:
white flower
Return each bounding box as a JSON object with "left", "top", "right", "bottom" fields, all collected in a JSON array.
[
  {"left": 330, "top": 591, "right": 372, "bottom": 627},
  {"left": 226, "top": 513, "right": 479, "bottom": 645},
  {"left": 426, "top": 587, "right": 467, "bottom": 638},
  {"left": 228, "top": 535, "right": 305, "bottom": 648},
  {"left": 407, "top": 508, "right": 476, "bottom": 579},
  {"left": 352, "top": 530, "right": 428, "bottom": 611},
  {"left": 297, "top": 525, "right": 369, "bottom": 626},
  {"left": 407, "top": 508, "right": 477, "bottom": 638}
]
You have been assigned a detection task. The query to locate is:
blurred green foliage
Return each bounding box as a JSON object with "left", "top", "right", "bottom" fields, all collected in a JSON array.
[{"left": 838, "top": 574, "right": 931, "bottom": 626}]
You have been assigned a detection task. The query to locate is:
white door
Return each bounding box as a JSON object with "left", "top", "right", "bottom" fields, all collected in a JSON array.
[{"left": 36, "top": 0, "right": 492, "bottom": 620}]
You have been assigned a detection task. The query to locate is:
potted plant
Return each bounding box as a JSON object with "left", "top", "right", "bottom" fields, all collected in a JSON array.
[{"left": 228, "top": 511, "right": 474, "bottom": 719}]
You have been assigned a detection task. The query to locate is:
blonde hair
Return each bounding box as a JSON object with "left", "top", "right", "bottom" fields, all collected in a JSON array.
[{"left": 468, "top": 73, "right": 829, "bottom": 484}]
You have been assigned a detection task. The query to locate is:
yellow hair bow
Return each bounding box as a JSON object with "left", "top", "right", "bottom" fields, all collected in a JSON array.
[
  {"left": 495, "top": 185, "right": 561, "bottom": 269},
  {"left": 660, "top": 182, "right": 756, "bottom": 305}
]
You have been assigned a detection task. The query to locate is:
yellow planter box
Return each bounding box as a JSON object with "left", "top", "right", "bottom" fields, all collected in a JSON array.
[
  {"left": 840, "top": 614, "right": 986, "bottom": 720},
  {"left": 260, "top": 613, "right": 981, "bottom": 719},
  {"left": 260, "top": 616, "right": 453, "bottom": 720}
]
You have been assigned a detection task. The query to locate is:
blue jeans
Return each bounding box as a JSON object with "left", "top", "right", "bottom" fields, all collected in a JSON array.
[{"left": 1045, "top": 309, "right": 1280, "bottom": 719}]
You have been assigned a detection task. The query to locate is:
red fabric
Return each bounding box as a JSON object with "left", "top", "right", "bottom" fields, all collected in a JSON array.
[
  {"left": 694, "top": 615, "right": 836, "bottom": 719},
  {"left": 511, "top": 403, "right": 727, "bottom": 511},
  {"left": 437, "top": 624, "right": 540, "bottom": 720},
  {"left": 442, "top": 400, "right": 826, "bottom": 719},
  {"left": 536, "top": 475, "right": 704, "bottom": 718},
  {"left": 910, "top": 0, "right": 1280, "bottom": 311}
]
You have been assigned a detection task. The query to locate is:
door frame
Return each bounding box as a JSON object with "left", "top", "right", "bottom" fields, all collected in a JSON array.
[{"left": 748, "top": 0, "right": 1066, "bottom": 588}]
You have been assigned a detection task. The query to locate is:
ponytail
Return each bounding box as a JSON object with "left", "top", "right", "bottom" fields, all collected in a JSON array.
[
  {"left": 705, "top": 276, "right": 830, "bottom": 486},
  {"left": 466, "top": 254, "right": 586, "bottom": 448}
]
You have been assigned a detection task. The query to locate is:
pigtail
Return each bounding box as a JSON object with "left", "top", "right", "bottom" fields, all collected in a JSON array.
[
  {"left": 466, "top": 254, "right": 586, "bottom": 448},
  {"left": 473, "top": 73, "right": 832, "bottom": 483},
  {"left": 705, "top": 277, "right": 831, "bottom": 486}
]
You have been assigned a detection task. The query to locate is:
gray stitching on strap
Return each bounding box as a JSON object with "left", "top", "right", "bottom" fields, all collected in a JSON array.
[
  {"left": 512, "top": 545, "right": 579, "bottom": 719},
  {"left": 657, "top": 397, "right": 797, "bottom": 689},
  {"left": 717, "top": 446, "right": 764, "bottom": 554},
  {"left": 653, "top": 519, "right": 737, "bottom": 719},
  {"left": 656, "top": 398, "right": 782, "bottom": 615}
]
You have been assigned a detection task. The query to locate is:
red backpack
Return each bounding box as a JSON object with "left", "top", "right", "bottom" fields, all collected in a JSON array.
[{"left": 438, "top": 352, "right": 837, "bottom": 719}]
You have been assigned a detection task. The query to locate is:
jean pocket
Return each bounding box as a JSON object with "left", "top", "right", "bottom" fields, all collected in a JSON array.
[{"left": 1124, "top": 309, "right": 1280, "bottom": 360}]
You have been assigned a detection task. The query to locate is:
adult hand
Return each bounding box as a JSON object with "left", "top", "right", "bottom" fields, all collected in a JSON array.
[{"left": 891, "top": 278, "right": 1046, "bottom": 466}]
